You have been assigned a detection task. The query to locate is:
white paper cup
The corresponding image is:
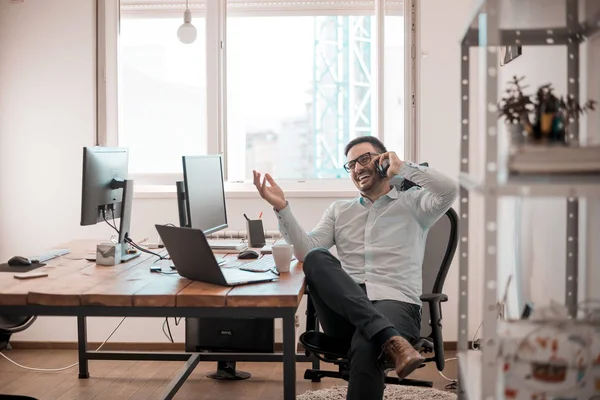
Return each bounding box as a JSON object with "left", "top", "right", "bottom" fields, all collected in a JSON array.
[{"left": 272, "top": 244, "right": 294, "bottom": 273}]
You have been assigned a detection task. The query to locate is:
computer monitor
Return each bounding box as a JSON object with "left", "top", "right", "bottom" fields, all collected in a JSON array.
[
  {"left": 80, "top": 146, "right": 139, "bottom": 262},
  {"left": 181, "top": 155, "right": 228, "bottom": 234},
  {"left": 178, "top": 155, "right": 273, "bottom": 380}
]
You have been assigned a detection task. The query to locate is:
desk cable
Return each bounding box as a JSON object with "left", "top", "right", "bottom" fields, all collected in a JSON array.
[
  {"left": 162, "top": 317, "right": 183, "bottom": 343},
  {"left": 0, "top": 317, "right": 127, "bottom": 372},
  {"left": 104, "top": 209, "right": 166, "bottom": 260},
  {"left": 437, "top": 357, "right": 457, "bottom": 389}
]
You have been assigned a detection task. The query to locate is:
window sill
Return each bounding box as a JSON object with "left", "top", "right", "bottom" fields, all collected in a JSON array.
[{"left": 133, "top": 185, "right": 358, "bottom": 199}]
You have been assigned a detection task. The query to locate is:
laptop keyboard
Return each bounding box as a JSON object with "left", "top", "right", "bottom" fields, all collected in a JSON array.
[{"left": 238, "top": 256, "right": 276, "bottom": 272}]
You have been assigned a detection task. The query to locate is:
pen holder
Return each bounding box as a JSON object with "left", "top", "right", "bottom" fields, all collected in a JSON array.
[{"left": 246, "top": 219, "right": 266, "bottom": 248}]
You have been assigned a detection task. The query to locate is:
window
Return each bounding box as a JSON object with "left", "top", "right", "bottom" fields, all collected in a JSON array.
[
  {"left": 107, "top": 1, "right": 410, "bottom": 185},
  {"left": 384, "top": 12, "right": 405, "bottom": 160},
  {"left": 226, "top": 1, "right": 405, "bottom": 181},
  {"left": 118, "top": 3, "right": 207, "bottom": 174}
]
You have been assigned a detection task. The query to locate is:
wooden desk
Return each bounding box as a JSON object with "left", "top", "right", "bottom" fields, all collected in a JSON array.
[{"left": 0, "top": 240, "right": 308, "bottom": 400}]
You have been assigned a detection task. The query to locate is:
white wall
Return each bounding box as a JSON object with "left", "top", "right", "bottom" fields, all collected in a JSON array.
[
  {"left": 1, "top": 0, "right": 597, "bottom": 347},
  {"left": 0, "top": 0, "right": 99, "bottom": 253}
]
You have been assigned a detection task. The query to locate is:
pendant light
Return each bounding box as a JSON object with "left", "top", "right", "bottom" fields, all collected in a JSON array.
[{"left": 177, "top": 0, "right": 197, "bottom": 44}]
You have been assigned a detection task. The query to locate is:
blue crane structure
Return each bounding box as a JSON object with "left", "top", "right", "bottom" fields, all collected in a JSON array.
[{"left": 312, "top": 15, "right": 373, "bottom": 178}]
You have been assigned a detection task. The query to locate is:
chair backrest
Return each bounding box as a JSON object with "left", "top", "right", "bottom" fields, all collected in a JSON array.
[
  {"left": 0, "top": 316, "right": 37, "bottom": 334},
  {"left": 395, "top": 168, "right": 458, "bottom": 337},
  {"left": 419, "top": 208, "right": 458, "bottom": 336}
]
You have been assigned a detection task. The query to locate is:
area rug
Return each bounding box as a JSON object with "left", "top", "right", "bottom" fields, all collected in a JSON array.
[{"left": 297, "top": 385, "right": 457, "bottom": 400}]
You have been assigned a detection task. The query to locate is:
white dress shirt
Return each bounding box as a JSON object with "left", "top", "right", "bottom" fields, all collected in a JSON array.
[{"left": 274, "top": 161, "right": 458, "bottom": 305}]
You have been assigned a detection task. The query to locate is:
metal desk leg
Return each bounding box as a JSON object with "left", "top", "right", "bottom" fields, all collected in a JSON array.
[
  {"left": 77, "top": 316, "right": 89, "bottom": 378},
  {"left": 282, "top": 310, "right": 297, "bottom": 400},
  {"left": 160, "top": 353, "right": 202, "bottom": 400}
]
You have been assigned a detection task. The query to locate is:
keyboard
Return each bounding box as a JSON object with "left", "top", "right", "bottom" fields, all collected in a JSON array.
[
  {"left": 207, "top": 240, "right": 247, "bottom": 251},
  {"left": 30, "top": 249, "right": 70, "bottom": 263},
  {"left": 238, "top": 256, "right": 276, "bottom": 272}
]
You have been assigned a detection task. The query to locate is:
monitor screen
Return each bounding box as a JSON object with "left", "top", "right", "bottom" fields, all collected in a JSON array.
[{"left": 182, "top": 155, "right": 228, "bottom": 235}]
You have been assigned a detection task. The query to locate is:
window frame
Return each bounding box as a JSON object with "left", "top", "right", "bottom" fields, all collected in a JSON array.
[{"left": 97, "top": 0, "right": 418, "bottom": 195}]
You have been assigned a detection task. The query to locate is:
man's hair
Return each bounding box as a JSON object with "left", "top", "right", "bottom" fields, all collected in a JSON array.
[{"left": 344, "top": 136, "right": 387, "bottom": 157}]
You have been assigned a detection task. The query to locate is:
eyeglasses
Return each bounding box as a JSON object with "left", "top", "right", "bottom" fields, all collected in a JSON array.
[{"left": 343, "top": 152, "right": 379, "bottom": 172}]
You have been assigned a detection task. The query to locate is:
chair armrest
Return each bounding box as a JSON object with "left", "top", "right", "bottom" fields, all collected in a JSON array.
[{"left": 420, "top": 293, "right": 448, "bottom": 303}]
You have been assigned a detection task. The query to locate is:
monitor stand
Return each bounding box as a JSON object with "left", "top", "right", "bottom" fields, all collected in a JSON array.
[
  {"left": 86, "top": 178, "right": 141, "bottom": 263},
  {"left": 120, "top": 251, "right": 140, "bottom": 262},
  {"left": 117, "top": 179, "right": 139, "bottom": 262},
  {"left": 206, "top": 361, "right": 250, "bottom": 380}
]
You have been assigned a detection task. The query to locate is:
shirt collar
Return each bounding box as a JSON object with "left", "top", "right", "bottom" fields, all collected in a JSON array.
[{"left": 359, "top": 185, "right": 398, "bottom": 205}]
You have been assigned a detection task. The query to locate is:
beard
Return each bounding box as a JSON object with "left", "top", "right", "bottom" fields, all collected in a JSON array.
[{"left": 353, "top": 167, "right": 381, "bottom": 193}]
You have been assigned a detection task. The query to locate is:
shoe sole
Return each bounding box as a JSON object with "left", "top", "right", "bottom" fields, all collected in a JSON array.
[{"left": 396, "top": 356, "right": 425, "bottom": 380}]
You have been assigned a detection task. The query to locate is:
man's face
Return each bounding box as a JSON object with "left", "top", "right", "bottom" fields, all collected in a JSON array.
[{"left": 345, "top": 143, "right": 381, "bottom": 193}]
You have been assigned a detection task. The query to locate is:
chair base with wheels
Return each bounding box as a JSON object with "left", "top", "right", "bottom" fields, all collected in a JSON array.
[{"left": 299, "top": 330, "right": 435, "bottom": 387}]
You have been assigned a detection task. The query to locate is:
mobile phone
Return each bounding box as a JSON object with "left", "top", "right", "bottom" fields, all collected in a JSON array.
[
  {"left": 14, "top": 272, "right": 49, "bottom": 279},
  {"left": 374, "top": 159, "right": 390, "bottom": 178}
]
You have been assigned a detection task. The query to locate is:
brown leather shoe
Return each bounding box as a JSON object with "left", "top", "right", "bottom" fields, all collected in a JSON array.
[{"left": 382, "top": 336, "right": 425, "bottom": 380}]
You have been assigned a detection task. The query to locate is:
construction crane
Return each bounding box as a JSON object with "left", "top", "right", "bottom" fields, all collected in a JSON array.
[{"left": 312, "top": 15, "right": 373, "bottom": 178}]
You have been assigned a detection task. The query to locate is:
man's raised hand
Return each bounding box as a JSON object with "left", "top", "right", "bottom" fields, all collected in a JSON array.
[{"left": 253, "top": 170, "right": 287, "bottom": 211}]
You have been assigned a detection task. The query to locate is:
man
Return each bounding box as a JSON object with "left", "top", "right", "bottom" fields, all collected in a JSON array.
[{"left": 253, "top": 136, "right": 457, "bottom": 400}]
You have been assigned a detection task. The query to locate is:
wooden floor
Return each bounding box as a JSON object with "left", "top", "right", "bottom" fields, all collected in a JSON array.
[{"left": 0, "top": 349, "right": 457, "bottom": 399}]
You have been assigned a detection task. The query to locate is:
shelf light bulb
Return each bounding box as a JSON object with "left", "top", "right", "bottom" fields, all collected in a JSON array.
[{"left": 177, "top": 8, "right": 197, "bottom": 44}]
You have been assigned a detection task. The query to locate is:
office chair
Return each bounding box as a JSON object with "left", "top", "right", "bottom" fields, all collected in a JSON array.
[
  {"left": 0, "top": 317, "right": 40, "bottom": 400},
  {"left": 0, "top": 316, "right": 37, "bottom": 350},
  {"left": 299, "top": 178, "right": 459, "bottom": 387}
]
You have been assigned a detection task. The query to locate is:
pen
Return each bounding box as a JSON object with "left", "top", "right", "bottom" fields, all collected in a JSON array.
[{"left": 258, "top": 212, "right": 263, "bottom": 220}]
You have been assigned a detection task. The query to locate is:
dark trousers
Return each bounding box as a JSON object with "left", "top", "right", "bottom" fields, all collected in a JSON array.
[{"left": 303, "top": 248, "right": 421, "bottom": 400}]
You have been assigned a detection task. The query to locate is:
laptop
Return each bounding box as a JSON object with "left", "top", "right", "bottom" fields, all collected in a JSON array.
[{"left": 155, "top": 224, "right": 278, "bottom": 287}]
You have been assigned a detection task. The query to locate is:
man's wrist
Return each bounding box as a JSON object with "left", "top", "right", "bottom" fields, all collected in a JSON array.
[{"left": 274, "top": 200, "right": 288, "bottom": 212}]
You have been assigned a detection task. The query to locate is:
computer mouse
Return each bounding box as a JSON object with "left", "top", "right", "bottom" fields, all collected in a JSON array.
[
  {"left": 7, "top": 256, "right": 33, "bottom": 267},
  {"left": 237, "top": 249, "right": 260, "bottom": 260}
]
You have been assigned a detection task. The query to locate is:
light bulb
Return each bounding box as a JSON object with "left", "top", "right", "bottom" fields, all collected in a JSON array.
[{"left": 177, "top": 9, "right": 197, "bottom": 44}]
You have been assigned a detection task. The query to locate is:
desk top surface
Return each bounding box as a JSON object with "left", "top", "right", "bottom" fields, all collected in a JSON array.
[{"left": 0, "top": 240, "right": 306, "bottom": 309}]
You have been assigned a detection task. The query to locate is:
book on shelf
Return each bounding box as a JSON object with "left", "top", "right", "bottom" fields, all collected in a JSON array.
[{"left": 508, "top": 144, "right": 600, "bottom": 174}]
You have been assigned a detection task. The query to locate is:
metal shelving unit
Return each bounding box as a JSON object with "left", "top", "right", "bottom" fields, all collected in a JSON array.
[{"left": 457, "top": 1, "right": 600, "bottom": 399}]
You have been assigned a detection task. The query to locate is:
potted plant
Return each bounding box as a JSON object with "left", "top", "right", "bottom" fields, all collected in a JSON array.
[{"left": 498, "top": 76, "right": 597, "bottom": 146}]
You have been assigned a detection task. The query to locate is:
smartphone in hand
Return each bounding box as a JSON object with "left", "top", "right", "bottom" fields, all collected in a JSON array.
[{"left": 374, "top": 159, "right": 390, "bottom": 178}]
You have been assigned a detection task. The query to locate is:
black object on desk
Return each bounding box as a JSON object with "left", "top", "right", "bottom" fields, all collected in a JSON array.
[
  {"left": 0, "top": 262, "right": 46, "bottom": 273},
  {"left": 238, "top": 249, "right": 259, "bottom": 259},
  {"left": 245, "top": 214, "right": 266, "bottom": 248}
]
